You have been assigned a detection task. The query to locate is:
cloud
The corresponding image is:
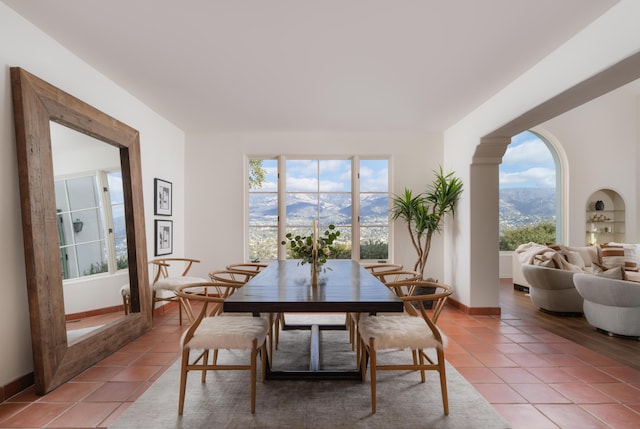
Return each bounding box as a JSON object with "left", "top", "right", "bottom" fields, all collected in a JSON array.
[
  {"left": 286, "top": 176, "right": 318, "bottom": 191},
  {"left": 502, "top": 139, "right": 554, "bottom": 166},
  {"left": 360, "top": 165, "right": 389, "bottom": 191},
  {"left": 499, "top": 167, "right": 556, "bottom": 188}
]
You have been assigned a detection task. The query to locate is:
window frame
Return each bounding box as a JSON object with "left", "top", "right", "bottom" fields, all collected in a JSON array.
[
  {"left": 55, "top": 168, "right": 127, "bottom": 282},
  {"left": 246, "top": 155, "right": 393, "bottom": 263}
]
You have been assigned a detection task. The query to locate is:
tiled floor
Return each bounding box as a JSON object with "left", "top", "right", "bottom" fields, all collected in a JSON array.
[{"left": 1, "top": 283, "right": 639, "bottom": 428}]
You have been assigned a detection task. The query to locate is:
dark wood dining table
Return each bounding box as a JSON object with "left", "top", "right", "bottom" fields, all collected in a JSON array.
[{"left": 223, "top": 259, "right": 403, "bottom": 380}]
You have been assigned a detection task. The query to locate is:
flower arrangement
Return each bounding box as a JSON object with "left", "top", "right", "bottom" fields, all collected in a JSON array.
[{"left": 281, "top": 223, "right": 340, "bottom": 273}]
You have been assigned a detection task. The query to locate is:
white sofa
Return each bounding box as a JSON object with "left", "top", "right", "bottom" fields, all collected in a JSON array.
[
  {"left": 573, "top": 272, "right": 640, "bottom": 337},
  {"left": 512, "top": 244, "right": 601, "bottom": 291}
]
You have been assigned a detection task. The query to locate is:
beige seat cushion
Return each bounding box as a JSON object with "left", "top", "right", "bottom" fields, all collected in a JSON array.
[
  {"left": 358, "top": 315, "right": 445, "bottom": 350},
  {"left": 120, "top": 284, "right": 130, "bottom": 297},
  {"left": 154, "top": 276, "right": 208, "bottom": 291},
  {"left": 183, "top": 316, "right": 269, "bottom": 350}
]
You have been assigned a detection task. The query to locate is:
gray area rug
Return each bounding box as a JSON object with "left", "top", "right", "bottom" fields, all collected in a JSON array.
[{"left": 110, "top": 314, "right": 510, "bottom": 428}]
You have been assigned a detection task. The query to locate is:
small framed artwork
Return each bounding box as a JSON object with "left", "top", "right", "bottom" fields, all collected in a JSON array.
[
  {"left": 154, "top": 178, "right": 172, "bottom": 216},
  {"left": 154, "top": 219, "right": 173, "bottom": 256}
]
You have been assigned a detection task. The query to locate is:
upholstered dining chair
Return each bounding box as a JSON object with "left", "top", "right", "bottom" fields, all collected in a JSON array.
[
  {"left": 120, "top": 284, "right": 131, "bottom": 315},
  {"left": 223, "top": 263, "right": 285, "bottom": 352},
  {"left": 150, "top": 257, "right": 208, "bottom": 325},
  {"left": 175, "top": 282, "right": 269, "bottom": 415},
  {"left": 208, "top": 268, "right": 279, "bottom": 364},
  {"left": 348, "top": 270, "right": 421, "bottom": 353},
  {"left": 358, "top": 281, "right": 453, "bottom": 414}
]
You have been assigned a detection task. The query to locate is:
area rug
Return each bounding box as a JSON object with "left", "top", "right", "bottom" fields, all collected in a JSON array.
[{"left": 110, "top": 314, "right": 510, "bottom": 429}]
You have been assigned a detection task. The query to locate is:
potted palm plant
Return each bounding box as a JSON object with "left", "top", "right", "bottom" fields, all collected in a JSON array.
[{"left": 391, "top": 166, "right": 463, "bottom": 280}]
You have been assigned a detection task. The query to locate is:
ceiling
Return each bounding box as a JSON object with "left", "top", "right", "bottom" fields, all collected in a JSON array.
[{"left": 3, "top": 0, "right": 621, "bottom": 133}]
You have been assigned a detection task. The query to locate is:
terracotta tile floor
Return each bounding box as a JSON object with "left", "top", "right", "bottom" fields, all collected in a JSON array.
[{"left": 1, "top": 284, "right": 640, "bottom": 428}]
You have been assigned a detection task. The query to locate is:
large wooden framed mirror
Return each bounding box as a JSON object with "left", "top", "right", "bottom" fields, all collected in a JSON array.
[{"left": 10, "top": 67, "right": 151, "bottom": 394}]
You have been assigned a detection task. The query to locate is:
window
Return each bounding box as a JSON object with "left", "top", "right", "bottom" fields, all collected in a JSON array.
[
  {"left": 248, "top": 156, "right": 390, "bottom": 262},
  {"left": 55, "top": 170, "right": 127, "bottom": 280},
  {"left": 499, "top": 131, "right": 559, "bottom": 250}
]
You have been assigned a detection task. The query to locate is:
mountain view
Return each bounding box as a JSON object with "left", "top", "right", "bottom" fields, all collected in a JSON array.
[{"left": 499, "top": 187, "right": 556, "bottom": 232}]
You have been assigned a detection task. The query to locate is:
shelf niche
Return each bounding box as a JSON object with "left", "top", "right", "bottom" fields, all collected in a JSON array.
[{"left": 586, "top": 188, "right": 625, "bottom": 245}]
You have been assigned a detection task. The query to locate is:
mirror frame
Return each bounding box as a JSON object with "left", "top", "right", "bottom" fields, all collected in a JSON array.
[{"left": 10, "top": 67, "right": 151, "bottom": 394}]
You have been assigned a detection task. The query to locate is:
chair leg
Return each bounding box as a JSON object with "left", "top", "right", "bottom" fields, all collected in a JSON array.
[
  {"left": 122, "top": 294, "right": 129, "bottom": 315},
  {"left": 437, "top": 348, "right": 449, "bottom": 415},
  {"left": 178, "top": 348, "right": 189, "bottom": 415},
  {"left": 151, "top": 291, "right": 157, "bottom": 321},
  {"left": 250, "top": 339, "right": 258, "bottom": 414},
  {"left": 260, "top": 342, "right": 267, "bottom": 383},
  {"left": 418, "top": 350, "right": 426, "bottom": 382},
  {"left": 201, "top": 350, "right": 209, "bottom": 383},
  {"left": 369, "top": 338, "right": 377, "bottom": 414}
]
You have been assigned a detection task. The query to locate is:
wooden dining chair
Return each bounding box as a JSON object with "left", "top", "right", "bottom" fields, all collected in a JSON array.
[
  {"left": 175, "top": 282, "right": 269, "bottom": 415},
  {"left": 208, "top": 268, "right": 279, "bottom": 365},
  {"left": 358, "top": 281, "right": 453, "bottom": 414},
  {"left": 150, "top": 257, "right": 208, "bottom": 325},
  {"left": 349, "top": 270, "right": 421, "bottom": 354}
]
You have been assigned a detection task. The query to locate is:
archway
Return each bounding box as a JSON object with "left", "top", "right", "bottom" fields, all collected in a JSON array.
[{"left": 468, "top": 51, "right": 640, "bottom": 313}]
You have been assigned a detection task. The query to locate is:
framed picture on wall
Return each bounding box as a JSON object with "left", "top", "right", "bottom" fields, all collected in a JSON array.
[
  {"left": 154, "top": 178, "right": 172, "bottom": 216},
  {"left": 154, "top": 219, "right": 173, "bottom": 256}
]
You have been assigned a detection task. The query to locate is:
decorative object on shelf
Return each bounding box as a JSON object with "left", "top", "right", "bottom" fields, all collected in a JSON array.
[
  {"left": 590, "top": 213, "right": 611, "bottom": 222},
  {"left": 281, "top": 221, "right": 340, "bottom": 285},
  {"left": 595, "top": 200, "right": 605, "bottom": 211}
]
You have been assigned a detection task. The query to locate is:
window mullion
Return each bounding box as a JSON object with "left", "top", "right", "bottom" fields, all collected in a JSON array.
[{"left": 352, "top": 156, "right": 360, "bottom": 261}]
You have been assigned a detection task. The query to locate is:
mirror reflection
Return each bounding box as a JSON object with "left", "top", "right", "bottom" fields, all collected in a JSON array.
[{"left": 50, "top": 122, "right": 129, "bottom": 343}]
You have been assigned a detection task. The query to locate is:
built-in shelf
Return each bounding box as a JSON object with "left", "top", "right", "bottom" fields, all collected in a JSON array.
[{"left": 586, "top": 190, "right": 625, "bottom": 245}]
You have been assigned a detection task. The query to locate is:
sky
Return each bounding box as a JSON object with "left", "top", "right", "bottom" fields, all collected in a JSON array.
[
  {"left": 251, "top": 158, "right": 388, "bottom": 192},
  {"left": 500, "top": 131, "right": 556, "bottom": 188}
]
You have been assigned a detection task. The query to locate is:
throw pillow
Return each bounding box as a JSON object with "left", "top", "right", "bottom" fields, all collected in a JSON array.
[
  {"left": 592, "top": 263, "right": 626, "bottom": 280},
  {"left": 600, "top": 244, "right": 625, "bottom": 268},
  {"left": 607, "top": 242, "right": 640, "bottom": 271},
  {"left": 563, "top": 250, "right": 585, "bottom": 269},
  {"left": 565, "top": 245, "right": 600, "bottom": 267}
]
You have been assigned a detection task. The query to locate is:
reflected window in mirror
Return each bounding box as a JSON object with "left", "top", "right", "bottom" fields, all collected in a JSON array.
[{"left": 54, "top": 170, "right": 128, "bottom": 279}]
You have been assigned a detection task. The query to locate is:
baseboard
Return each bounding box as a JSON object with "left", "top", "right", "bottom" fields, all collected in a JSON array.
[
  {"left": 1, "top": 372, "right": 34, "bottom": 402},
  {"left": 65, "top": 304, "right": 126, "bottom": 321},
  {"left": 446, "top": 298, "right": 501, "bottom": 316}
]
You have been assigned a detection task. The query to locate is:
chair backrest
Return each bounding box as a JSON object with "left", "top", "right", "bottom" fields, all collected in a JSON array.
[
  {"left": 209, "top": 269, "right": 257, "bottom": 285},
  {"left": 363, "top": 263, "right": 403, "bottom": 275},
  {"left": 226, "top": 263, "right": 268, "bottom": 275},
  {"left": 150, "top": 257, "right": 201, "bottom": 284},
  {"left": 392, "top": 280, "right": 453, "bottom": 325},
  {"left": 374, "top": 270, "right": 421, "bottom": 292},
  {"left": 175, "top": 281, "right": 243, "bottom": 323}
]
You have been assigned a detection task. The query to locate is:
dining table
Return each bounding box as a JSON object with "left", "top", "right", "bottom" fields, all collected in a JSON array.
[{"left": 223, "top": 259, "right": 403, "bottom": 380}]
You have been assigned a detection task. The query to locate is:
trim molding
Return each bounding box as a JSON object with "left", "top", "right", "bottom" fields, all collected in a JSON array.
[
  {"left": 1, "top": 372, "right": 34, "bottom": 402},
  {"left": 447, "top": 298, "right": 501, "bottom": 316}
]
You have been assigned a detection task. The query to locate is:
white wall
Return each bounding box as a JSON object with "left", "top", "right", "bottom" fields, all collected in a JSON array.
[
  {"left": 0, "top": 4, "right": 185, "bottom": 389},
  {"left": 183, "top": 132, "right": 444, "bottom": 280},
  {"left": 444, "top": 0, "right": 640, "bottom": 309},
  {"left": 540, "top": 85, "right": 639, "bottom": 246}
]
